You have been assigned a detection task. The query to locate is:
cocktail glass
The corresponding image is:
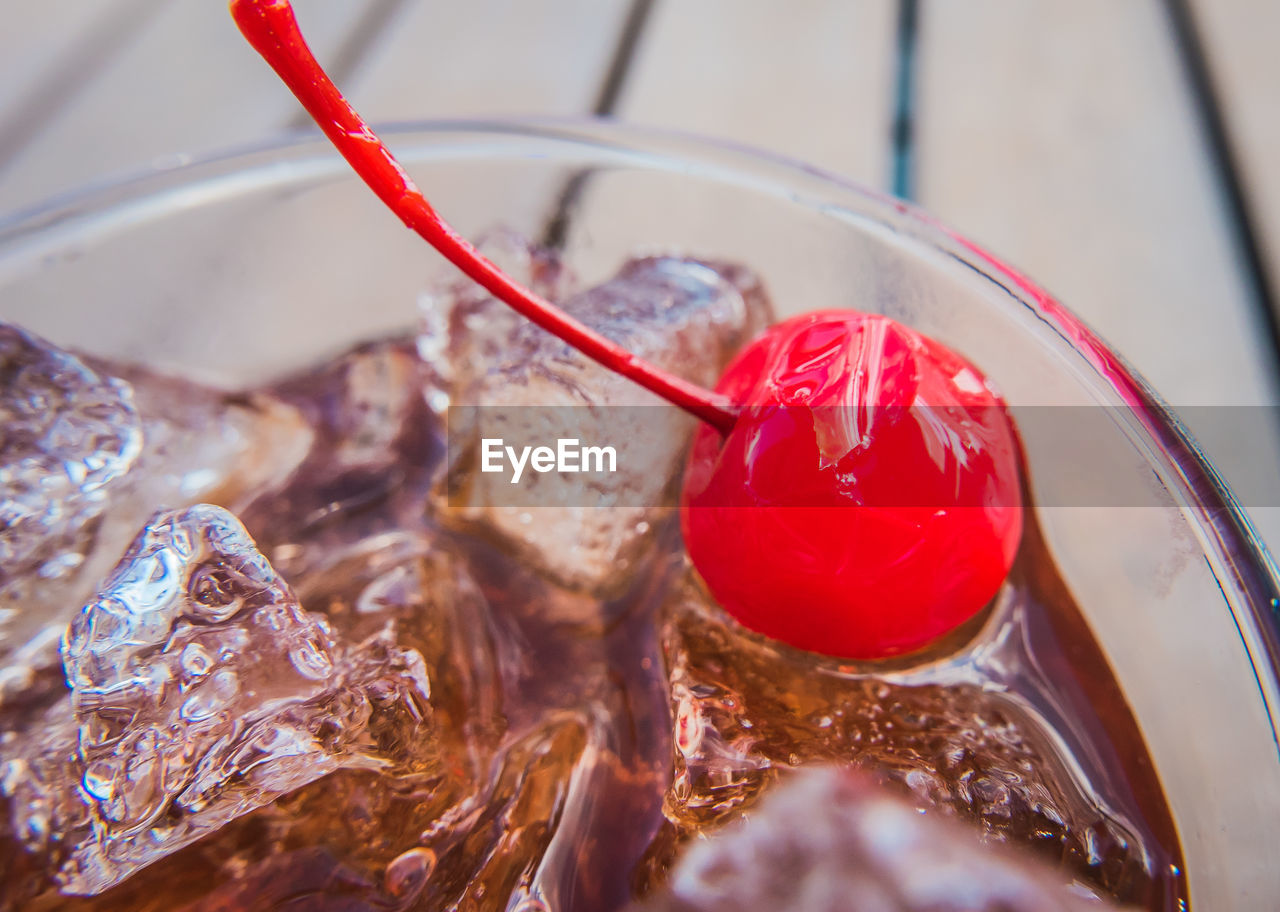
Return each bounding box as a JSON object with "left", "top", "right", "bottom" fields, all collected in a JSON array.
[{"left": 1, "top": 120, "right": 1276, "bottom": 909}]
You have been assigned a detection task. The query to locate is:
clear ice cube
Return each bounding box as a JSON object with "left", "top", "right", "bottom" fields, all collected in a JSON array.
[
  {"left": 1, "top": 505, "right": 430, "bottom": 896},
  {"left": 100, "top": 360, "right": 312, "bottom": 511},
  {"left": 427, "top": 242, "right": 773, "bottom": 594},
  {"left": 238, "top": 338, "right": 443, "bottom": 584},
  {"left": 0, "top": 323, "right": 142, "bottom": 620},
  {"left": 417, "top": 226, "right": 576, "bottom": 404}
]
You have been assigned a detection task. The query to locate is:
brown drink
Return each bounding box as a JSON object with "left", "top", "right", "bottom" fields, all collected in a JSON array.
[{"left": 0, "top": 236, "right": 1185, "bottom": 910}]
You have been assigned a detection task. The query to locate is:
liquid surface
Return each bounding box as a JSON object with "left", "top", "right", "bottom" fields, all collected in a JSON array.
[{"left": 0, "top": 238, "right": 1186, "bottom": 910}]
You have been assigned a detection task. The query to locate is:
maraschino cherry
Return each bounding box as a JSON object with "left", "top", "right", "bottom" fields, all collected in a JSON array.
[
  {"left": 681, "top": 312, "right": 1022, "bottom": 657},
  {"left": 230, "top": 0, "right": 1023, "bottom": 660}
]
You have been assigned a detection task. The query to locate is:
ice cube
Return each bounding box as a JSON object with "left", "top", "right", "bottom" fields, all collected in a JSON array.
[
  {"left": 0, "top": 323, "right": 142, "bottom": 617},
  {"left": 431, "top": 245, "right": 773, "bottom": 595},
  {"left": 238, "top": 338, "right": 444, "bottom": 583},
  {"left": 0, "top": 324, "right": 311, "bottom": 688},
  {"left": 417, "top": 226, "right": 576, "bottom": 404},
  {"left": 0, "top": 525, "right": 512, "bottom": 910},
  {"left": 1, "top": 505, "right": 430, "bottom": 896},
  {"left": 222, "top": 497, "right": 675, "bottom": 912},
  {"left": 637, "top": 767, "right": 1121, "bottom": 912},
  {"left": 100, "top": 360, "right": 312, "bottom": 511},
  {"left": 657, "top": 573, "right": 1156, "bottom": 903},
  {"left": 272, "top": 539, "right": 507, "bottom": 764}
]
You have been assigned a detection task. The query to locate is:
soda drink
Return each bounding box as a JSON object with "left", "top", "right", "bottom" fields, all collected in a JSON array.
[{"left": 0, "top": 230, "right": 1186, "bottom": 909}]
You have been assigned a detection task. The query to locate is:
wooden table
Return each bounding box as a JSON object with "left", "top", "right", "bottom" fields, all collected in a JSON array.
[{"left": 2, "top": 0, "right": 1278, "bottom": 548}]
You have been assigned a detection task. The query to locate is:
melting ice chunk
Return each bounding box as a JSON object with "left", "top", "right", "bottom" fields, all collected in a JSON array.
[
  {"left": 0, "top": 323, "right": 142, "bottom": 603},
  {"left": 637, "top": 767, "right": 1119, "bottom": 912},
  {"left": 2, "top": 505, "right": 429, "bottom": 896},
  {"left": 417, "top": 226, "right": 575, "bottom": 404},
  {"left": 102, "top": 359, "right": 312, "bottom": 511},
  {"left": 429, "top": 243, "right": 773, "bottom": 594},
  {"left": 239, "top": 338, "right": 443, "bottom": 583}
]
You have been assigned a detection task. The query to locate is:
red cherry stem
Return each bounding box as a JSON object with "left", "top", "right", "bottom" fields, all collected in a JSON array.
[{"left": 229, "top": 0, "right": 738, "bottom": 435}]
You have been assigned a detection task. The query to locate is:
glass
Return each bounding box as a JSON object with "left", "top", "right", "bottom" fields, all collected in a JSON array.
[{"left": 1, "top": 119, "right": 1277, "bottom": 908}]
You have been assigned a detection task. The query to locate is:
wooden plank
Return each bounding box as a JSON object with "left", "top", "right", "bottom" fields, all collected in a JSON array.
[
  {"left": 1188, "top": 0, "right": 1280, "bottom": 329},
  {"left": 231, "top": 0, "right": 636, "bottom": 374},
  {"left": 1183, "top": 0, "right": 1280, "bottom": 835},
  {"left": 617, "top": 0, "right": 897, "bottom": 185},
  {"left": 914, "top": 0, "right": 1276, "bottom": 411},
  {"left": 343, "top": 0, "right": 633, "bottom": 119},
  {"left": 0, "top": 0, "right": 157, "bottom": 165},
  {"left": 0, "top": 1, "right": 368, "bottom": 215}
]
